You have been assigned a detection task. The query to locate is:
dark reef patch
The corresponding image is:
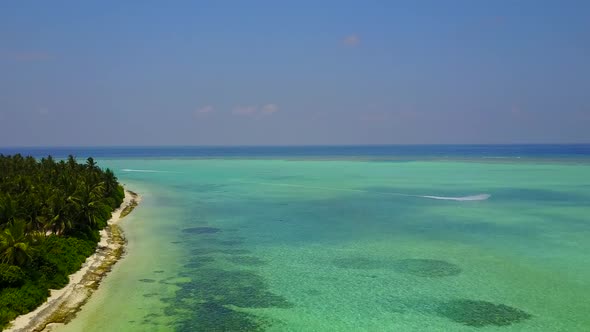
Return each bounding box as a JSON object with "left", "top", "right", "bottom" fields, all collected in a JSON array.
[
  {"left": 138, "top": 278, "right": 157, "bottom": 283},
  {"left": 153, "top": 270, "right": 165, "bottom": 273},
  {"left": 175, "top": 302, "right": 265, "bottom": 332},
  {"left": 182, "top": 227, "right": 221, "bottom": 234},
  {"left": 436, "top": 299, "right": 532, "bottom": 327},
  {"left": 380, "top": 296, "right": 532, "bottom": 327},
  {"left": 392, "top": 259, "right": 461, "bottom": 277},
  {"left": 226, "top": 256, "right": 266, "bottom": 266},
  {"left": 162, "top": 268, "right": 292, "bottom": 331},
  {"left": 183, "top": 256, "right": 216, "bottom": 269},
  {"left": 174, "top": 268, "right": 292, "bottom": 309}
]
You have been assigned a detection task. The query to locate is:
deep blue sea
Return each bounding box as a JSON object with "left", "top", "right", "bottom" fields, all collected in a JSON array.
[{"left": 2, "top": 144, "right": 590, "bottom": 160}]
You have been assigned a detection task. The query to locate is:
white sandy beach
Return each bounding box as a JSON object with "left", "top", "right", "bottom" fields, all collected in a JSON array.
[{"left": 5, "top": 189, "right": 141, "bottom": 332}]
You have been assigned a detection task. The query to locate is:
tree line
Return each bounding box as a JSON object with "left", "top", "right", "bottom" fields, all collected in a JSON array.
[{"left": 0, "top": 154, "right": 125, "bottom": 328}]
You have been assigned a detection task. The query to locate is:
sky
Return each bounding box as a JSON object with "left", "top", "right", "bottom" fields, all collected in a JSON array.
[{"left": 0, "top": 0, "right": 589, "bottom": 146}]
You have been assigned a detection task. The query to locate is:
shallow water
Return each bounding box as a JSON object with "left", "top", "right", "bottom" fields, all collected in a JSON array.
[{"left": 55, "top": 159, "right": 590, "bottom": 331}]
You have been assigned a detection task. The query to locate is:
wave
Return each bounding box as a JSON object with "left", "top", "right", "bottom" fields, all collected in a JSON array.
[{"left": 418, "top": 194, "right": 491, "bottom": 201}]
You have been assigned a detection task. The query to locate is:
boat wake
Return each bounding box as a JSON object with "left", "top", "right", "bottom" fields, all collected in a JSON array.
[
  {"left": 418, "top": 194, "right": 491, "bottom": 201},
  {"left": 235, "top": 181, "right": 491, "bottom": 202}
]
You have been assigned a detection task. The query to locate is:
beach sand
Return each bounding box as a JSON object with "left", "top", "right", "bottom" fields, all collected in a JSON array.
[{"left": 5, "top": 189, "right": 141, "bottom": 332}]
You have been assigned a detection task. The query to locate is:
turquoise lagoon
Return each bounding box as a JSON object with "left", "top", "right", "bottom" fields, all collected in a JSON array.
[{"left": 52, "top": 157, "right": 590, "bottom": 331}]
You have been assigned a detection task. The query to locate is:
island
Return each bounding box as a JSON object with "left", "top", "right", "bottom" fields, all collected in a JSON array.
[{"left": 0, "top": 155, "right": 139, "bottom": 331}]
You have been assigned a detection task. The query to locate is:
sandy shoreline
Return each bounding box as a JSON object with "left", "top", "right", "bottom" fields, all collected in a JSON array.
[{"left": 5, "top": 189, "right": 141, "bottom": 332}]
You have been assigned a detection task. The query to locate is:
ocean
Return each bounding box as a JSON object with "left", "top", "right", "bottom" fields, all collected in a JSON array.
[
  {"left": 2, "top": 145, "right": 589, "bottom": 331},
  {"left": 2, "top": 144, "right": 590, "bottom": 160}
]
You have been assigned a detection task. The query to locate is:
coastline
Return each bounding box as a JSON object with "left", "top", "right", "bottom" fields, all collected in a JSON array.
[{"left": 5, "top": 189, "right": 141, "bottom": 332}]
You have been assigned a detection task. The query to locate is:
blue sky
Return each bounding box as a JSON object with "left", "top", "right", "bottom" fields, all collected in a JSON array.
[{"left": 0, "top": 1, "right": 588, "bottom": 146}]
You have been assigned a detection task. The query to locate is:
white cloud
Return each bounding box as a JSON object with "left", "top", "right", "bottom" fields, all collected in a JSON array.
[
  {"left": 260, "top": 104, "right": 279, "bottom": 114},
  {"left": 343, "top": 34, "right": 360, "bottom": 47}
]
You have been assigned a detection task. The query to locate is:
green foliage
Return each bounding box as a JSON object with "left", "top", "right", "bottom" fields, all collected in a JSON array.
[
  {"left": 0, "top": 282, "right": 50, "bottom": 326},
  {"left": 0, "top": 220, "right": 39, "bottom": 266},
  {"left": 0, "top": 154, "right": 124, "bottom": 329},
  {"left": 30, "top": 235, "right": 96, "bottom": 289},
  {"left": 114, "top": 185, "right": 125, "bottom": 208},
  {"left": 0, "top": 154, "right": 122, "bottom": 237},
  {"left": 0, "top": 282, "right": 50, "bottom": 313},
  {"left": 0, "top": 264, "right": 25, "bottom": 288}
]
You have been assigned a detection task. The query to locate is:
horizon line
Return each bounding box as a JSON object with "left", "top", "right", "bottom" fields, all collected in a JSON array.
[{"left": 2, "top": 143, "right": 590, "bottom": 149}]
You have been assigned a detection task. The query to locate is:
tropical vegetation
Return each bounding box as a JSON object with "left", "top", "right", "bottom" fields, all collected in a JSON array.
[{"left": 0, "top": 154, "right": 124, "bottom": 329}]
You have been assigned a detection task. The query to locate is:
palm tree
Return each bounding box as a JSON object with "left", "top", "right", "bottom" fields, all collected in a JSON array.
[
  {"left": 0, "top": 194, "right": 18, "bottom": 225},
  {"left": 103, "top": 169, "right": 117, "bottom": 193},
  {"left": 67, "top": 155, "right": 77, "bottom": 169},
  {"left": 0, "top": 219, "right": 38, "bottom": 266},
  {"left": 71, "top": 181, "right": 111, "bottom": 230},
  {"left": 46, "top": 192, "right": 73, "bottom": 235},
  {"left": 86, "top": 157, "right": 97, "bottom": 170},
  {"left": 102, "top": 168, "right": 121, "bottom": 207}
]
